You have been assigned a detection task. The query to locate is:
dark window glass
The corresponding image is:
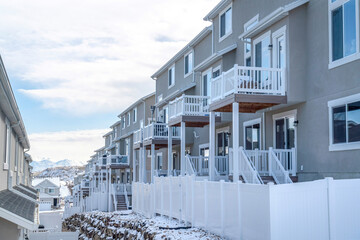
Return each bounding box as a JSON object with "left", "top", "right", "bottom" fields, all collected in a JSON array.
[
  {"left": 203, "top": 75, "right": 208, "bottom": 96},
  {"left": 333, "top": 106, "right": 346, "bottom": 143},
  {"left": 245, "top": 126, "right": 252, "bottom": 150},
  {"left": 185, "top": 55, "right": 189, "bottom": 74},
  {"left": 348, "top": 101, "right": 360, "bottom": 142},
  {"left": 213, "top": 69, "right": 220, "bottom": 78},
  {"left": 255, "top": 42, "right": 262, "bottom": 67},
  {"left": 246, "top": 57, "right": 251, "bottom": 67},
  {"left": 344, "top": 0, "right": 356, "bottom": 57},
  {"left": 220, "top": 13, "right": 226, "bottom": 37},
  {"left": 332, "top": 6, "right": 343, "bottom": 61},
  {"left": 168, "top": 69, "right": 172, "bottom": 86}
]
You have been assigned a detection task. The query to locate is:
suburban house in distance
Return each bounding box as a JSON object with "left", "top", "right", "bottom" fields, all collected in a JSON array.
[
  {"left": 65, "top": 93, "right": 155, "bottom": 216},
  {"left": 0, "top": 55, "right": 39, "bottom": 239},
  {"left": 33, "top": 178, "right": 61, "bottom": 211}
]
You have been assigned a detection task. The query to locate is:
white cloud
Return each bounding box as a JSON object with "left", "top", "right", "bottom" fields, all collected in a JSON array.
[
  {"left": 0, "top": 0, "right": 219, "bottom": 115},
  {"left": 28, "top": 129, "right": 109, "bottom": 165}
]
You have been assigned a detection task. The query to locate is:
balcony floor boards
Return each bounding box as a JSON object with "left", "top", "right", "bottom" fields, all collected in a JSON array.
[{"left": 209, "top": 93, "right": 287, "bottom": 113}]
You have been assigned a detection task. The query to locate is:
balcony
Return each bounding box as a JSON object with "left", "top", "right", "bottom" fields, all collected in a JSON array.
[
  {"left": 106, "top": 155, "right": 129, "bottom": 169},
  {"left": 143, "top": 123, "right": 180, "bottom": 149},
  {"left": 168, "top": 95, "right": 220, "bottom": 127},
  {"left": 133, "top": 129, "right": 143, "bottom": 149},
  {"left": 210, "top": 65, "right": 287, "bottom": 113}
]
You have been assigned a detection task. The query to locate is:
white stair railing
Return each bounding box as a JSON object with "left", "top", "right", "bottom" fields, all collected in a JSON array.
[
  {"left": 185, "top": 155, "right": 196, "bottom": 176},
  {"left": 112, "top": 184, "right": 118, "bottom": 211},
  {"left": 269, "top": 148, "right": 292, "bottom": 184},
  {"left": 273, "top": 148, "right": 296, "bottom": 176},
  {"left": 239, "top": 147, "right": 263, "bottom": 184},
  {"left": 124, "top": 185, "right": 129, "bottom": 210},
  {"left": 215, "top": 156, "right": 229, "bottom": 175}
]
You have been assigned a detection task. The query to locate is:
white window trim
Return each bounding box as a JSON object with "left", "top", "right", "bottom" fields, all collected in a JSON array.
[
  {"left": 156, "top": 152, "right": 163, "bottom": 170},
  {"left": 168, "top": 65, "right": 175, "bottom": 89},
  {"left": 127, "top": 112, "right": 131, "bottom": 126},
  {"left": 201, "top": 67, "right": 212, "bottom": 96},
  {"left": 328, "top": 93, "right": 360, "bottom": 151},
  {"left": 219, "top": 3, "right": 233, "bottom": 42},
  {"left": 272, "top": 26, "right": 287, "bottom": 68},
  {"left": 133, "top": 107, "right": 137, "bottom": 123},
  {"left": 122, "top": 116, "right": 126, "bottom": 129},
  {"left": 184, "top": 50, "right": 194, "bottom": 78},
  {"left": 328, "top": 0, "right": 360, "bottom": 69},
  {"left": 4, "top": 118, "right": 10, "bottom": 170},
  {"left": 243, "top": 118, "right": 262, "bottom": 150},
  {"left": 272, "top": 109, "right": 298, "bottom": 149},
  {"left": 216, "top": 126, "right": 230, "bottom": 155},
  {"left": 243, "top": 15, "right": 259, "bottom": 65},
  {"left": 157, "top": 94, "right": 163, "bottom": 103},
  {"left": 252, "top": 31, "right": 272, "bottom": 66},
  {"left": 199, "top": 143, "right": 210, "bottom": 156}
]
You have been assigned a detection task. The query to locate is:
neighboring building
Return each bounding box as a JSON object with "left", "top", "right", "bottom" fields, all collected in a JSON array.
[
  {"left": 0, "top": 55, "right": 39, "bottom": 239},
  {"left": 67, "top": 93, "right": 155, "bottom": 214},
  {"left": 33, "top": 178, "right": 61, "bottom": 210}
]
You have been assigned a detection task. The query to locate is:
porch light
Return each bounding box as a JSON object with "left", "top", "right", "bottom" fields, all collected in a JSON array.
[
  {"left": 268, "top": 44, "right": 273, "bottom": 50},
  {"left": 294, "top": 120, "right": 299, "bottom": 127}
]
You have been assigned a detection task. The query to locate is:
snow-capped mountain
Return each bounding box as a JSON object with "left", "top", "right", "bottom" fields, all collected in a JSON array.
[{"left": 31, "top": 159, "right": 73, "bottom": 172}]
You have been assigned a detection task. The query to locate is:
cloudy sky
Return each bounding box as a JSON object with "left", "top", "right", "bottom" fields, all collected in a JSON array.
[{"left": 0, "top": 0, "right": 218, "bottom": 165}]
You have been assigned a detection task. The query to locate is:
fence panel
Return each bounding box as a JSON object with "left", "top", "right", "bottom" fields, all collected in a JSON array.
[
  {"left": 269, "top": 180, "right": 329, "bottom": 240},
  {"left": 328, "top": 178, "right": 360, "bottom": 240},
  {"left": 207, "top": 181, "right": 222, "bottom": 236}
]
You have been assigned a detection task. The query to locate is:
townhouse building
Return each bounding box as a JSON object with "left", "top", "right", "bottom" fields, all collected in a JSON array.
[
  {"left": 68, "top": 93, "right": 155, "bottom": 213},
  {"left": 133, "top": 0, "right": 360, "bottom": 185},
  {"left": 0, "top": 55, "right": 39, "bottom": 239},
  {"left": 33, "top": 178, "right": 61, "bottom": 210}
]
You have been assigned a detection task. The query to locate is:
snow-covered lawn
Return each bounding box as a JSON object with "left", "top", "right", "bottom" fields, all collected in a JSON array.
[{"left": 63, "top": 211, "right": 223, "bottom": 240}]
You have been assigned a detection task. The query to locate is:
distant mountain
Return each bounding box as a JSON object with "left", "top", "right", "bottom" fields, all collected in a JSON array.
[
  {"left": 33, "top": 166, "right": 85, "bottom": 183},
  {"left": 31, "top": 159, "right": 74, "bottom": 172}
]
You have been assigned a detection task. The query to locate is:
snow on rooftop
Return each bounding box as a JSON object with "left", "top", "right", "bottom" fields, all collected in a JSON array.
[{"left": 32, "top": 177, "right": 61, "bottom": 188}]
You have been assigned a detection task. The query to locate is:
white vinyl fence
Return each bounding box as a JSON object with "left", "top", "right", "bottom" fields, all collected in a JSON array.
[{"left": 133, "top": 176, "right": 360, "bottom": 240}]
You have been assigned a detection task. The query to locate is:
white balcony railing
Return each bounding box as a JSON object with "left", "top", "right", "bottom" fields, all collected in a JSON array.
[
  {"left": 169, "top": 95, "right": 210, "bottom": 119},
  {"left": 245, "top": 148, "right": 296, "bottom": 177},
  {"left": 133, "top": 129, "right": 143, "bottom": 145},
  {"left": 143, "top": 123, "right": 180, "bottom": 141},
  {"left": 186, "top": 155, "right": 229, "bottom": 176},
  {"left": 107, "top": 155, "right": 129, "bottom": 165},
  {"left": 211, "top": 65, "right": 285, "bottom": 103}
]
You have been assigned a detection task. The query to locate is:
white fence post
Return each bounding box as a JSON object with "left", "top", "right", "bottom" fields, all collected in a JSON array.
[
  {"left": 327, "top": 177, "right": 334, "bottom": 240},
  {"left": 204, "top": 179, "right": 208, "bottom": 229},
  {"left": 169, "top": 176, "right": 173, "bottom": 219},
  {"left": 191, "top": 175, "right": 195, "bottom": 227},
  {"left": 237, "top": 181, "right": 242, "bottom": 238},
  {"left": 220, "top": 180, "right": 225, "bottom": 236},
  {"left": 161, "top": 177, "right": 164, "bottom": 216}
]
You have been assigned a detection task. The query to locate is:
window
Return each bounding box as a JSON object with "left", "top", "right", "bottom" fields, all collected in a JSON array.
[
  {"left": 157, "top": 94, "right": 163, "bottom": 103},
  {"left": 156, "top": 153, "right": 163, "bottom": 170},
  {"left": 217, "top": 131, "right": 229, "bottom": 156},
  {"left": 329, "top": 0, "right": 359, "bottom": 67},
  {"left": 244, "top": 119, "right": 261, "bottom": 150},
  {"left": 4, "top": 118, "right": 10, "bottom": 169},
  {"left": 125, "top": 138, "right": 129, "bottom": 156},
  {"left": 184, "top": 52, "right": 193, "bottom": 76},
  {"left": 244, "top": 15, "right": 259, "bottom": 66},
  {"left": 219, "top": 5, "right": 232, "bottom": 40},
  {"left": 212, "top": 65, "right": 221, "bottom": 78},
  {"left": 48, "top": 188, "right": 55, "bottom": 194},
  {"left": 133, "top": 108, "right": 137, "bottom": 123},
  {"left": 168, "top": 65, "right": 175, "bottom": 88},
  {"left": 328, "top": 93, "right": 360, "bottom": 151},
  {"left": 122, "top": 116, "right": 125, "bottom": 129},
  {"left": 127, "top": 112, "right": 131, "bottom": 126}
]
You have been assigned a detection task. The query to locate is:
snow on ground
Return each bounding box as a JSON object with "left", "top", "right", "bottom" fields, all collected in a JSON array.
[
  {"left": 60, "top": 180, "right": 71, "bottom": 198},
  {"left": 63, "top": 210, "right": 223, "bottom": 240}
]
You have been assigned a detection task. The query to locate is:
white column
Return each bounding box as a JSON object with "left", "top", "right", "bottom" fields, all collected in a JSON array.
[
  {"left": 232, "top": 102, "right": 240, "bottom": 182},
  {"left": 168, "top": 126, "right": 173, "bottom": 176},
  {"left": 139, "top": 147, "right": 143, "bottom": 183},
  {"left": 151, "top": 144, "right": 155, "bottom": 183},
  {"left": 108, "top": 167, "right": 111, "bottom": 212},
  {"left": 133, "top": 148, "right": 137, "bottom": 182},
  {"left": 180, "top": 122, "right": 186, "bottom": 176},
  {"left": 143, "top": 147, "right": 147, "bottom": 183},
  {"left": 209, "top": 112, "right": 216, "bottom": 181}
]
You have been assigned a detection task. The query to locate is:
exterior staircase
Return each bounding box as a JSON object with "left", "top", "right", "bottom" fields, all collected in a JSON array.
[{"left": 116, "top": 195, "right": 128, "bottom": 211}]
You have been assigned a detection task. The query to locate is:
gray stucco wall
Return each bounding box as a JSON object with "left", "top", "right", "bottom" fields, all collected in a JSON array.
[{"left": 0, "top": 218, "right": 19, "bottom": 240}]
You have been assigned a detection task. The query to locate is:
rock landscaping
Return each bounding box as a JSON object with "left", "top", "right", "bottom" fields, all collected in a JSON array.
[{"left": 63, "top": 211, "right": 222, "bottom": 240}]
